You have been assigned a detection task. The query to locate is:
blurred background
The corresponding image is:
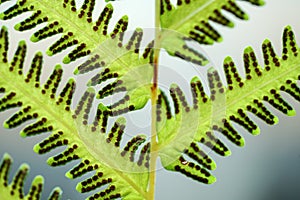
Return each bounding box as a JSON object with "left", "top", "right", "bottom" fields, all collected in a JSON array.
[{"left": 0, "top": 0, "right": 300, "bottom": 199}]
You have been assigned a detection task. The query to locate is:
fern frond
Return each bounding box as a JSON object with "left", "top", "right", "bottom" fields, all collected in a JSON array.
[
  {"left": 160, "top": 0, "right": 264, "bottom": 64},
  {"left": 0, "top": 153, "right": 62, "bottom": 200},
  {"left": 0, "top": 0, "right": 128, "bottom": 64},
  {"left": 0, "top": 26, "right": 149, "bottom": 199},
  {"left": 0, "top": 0, "right": 154, "bottom": 114},
  {"left": 157, "top": 25, "right": 300, "bottom": 183}
]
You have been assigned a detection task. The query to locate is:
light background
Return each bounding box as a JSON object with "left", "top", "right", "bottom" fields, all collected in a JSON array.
[{"left": 0, "top": 0, "right": 300, "bottom": 199}]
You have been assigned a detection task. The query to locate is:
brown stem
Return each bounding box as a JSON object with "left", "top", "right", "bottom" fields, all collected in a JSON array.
[{"left": 148, "top": 0, "right": 161, "bottom": 199}]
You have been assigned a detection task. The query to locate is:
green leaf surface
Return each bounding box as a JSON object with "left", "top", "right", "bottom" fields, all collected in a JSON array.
[
  {"left": 160, "top": 0, "right": 264, "bottom": 64},
  {"left": 0, "top": 153, "right": 62, "bottom": 200},
  {"left": 0, "top": 0, "right": 127, "bottom": 64},
  {"left": 1, "top": 0, "right": 300, "bottom": 199},
  {"left": 157, "top": 25, "right": 300, "bottom": 184},
  {"left": 0, "top": 26, "right": 150, "bottom": 200},
  {"left": 0, "top": 0, "right": 154, "bottom": 114}
]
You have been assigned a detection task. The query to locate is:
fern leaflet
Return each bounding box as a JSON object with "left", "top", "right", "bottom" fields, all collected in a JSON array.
[
  {"left": 160, "top": 0, "right": 264, "bottom": 64},
  {"left": 0, "top": 153, "right": 62, "bottom": 200},
  {"left": 0, "top": 26, "right": 150, "bottom": 199},
  {"left": 0, "top": 0, "right": 265, "bottom": 115},
  {"left": 0, "top": 0, "right": 154, "bottom": 112},
  {"left": 156, "top": 26, "right": 300, "bottom": 183}
]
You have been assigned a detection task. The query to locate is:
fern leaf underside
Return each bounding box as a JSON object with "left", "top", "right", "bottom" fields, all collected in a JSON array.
[
  {"left": 0, "top": 26, "right": 150, "bottom": 200},
  {"left": 1, "top": 0, "right": 300, "bottom": 199},
  {"left": 160, "top": 0, "right": 264, "bottom": 65},
  {"left": 0, "top": 153, "right": 62, "bottom": 200},
  {"left": 0, "top": 0, "right": 154, "bottom": 114},
  {"left": 0, "top": 0, "right": 263, "bottom": 67},
  {"left": 157, "top": 26, "right": 300, "bottom": 184},
  {"left": 1, "top": 23, "right": 299, "bottom": 198},
  {"left": 0, "top": 0, "right": 265, "bottom": 120}
]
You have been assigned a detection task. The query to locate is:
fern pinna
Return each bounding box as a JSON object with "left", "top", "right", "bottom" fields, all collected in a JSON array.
[
  {"left": 0, "top": 0, "right": 155, "bottom": 114},
  {"left": 0, "top": 0, "right": 263, "bottom": 113},
  {"left": 0, "top": 26, "right": 152, "bottom": 199},
  {"left": 159, "top": 0, "right": 265, "bottom": 65},
  {"left": 0, "top": 0, "right": 300, "bottom": 199},
  {"left": 158, "top": 25, "right": 300, "bottom": 182},
  {"left": 0, "top": 153, "right": 62, "bottom": 199},
  {"left": 1, "top": 23, "right": 300, "bottom": 199}
]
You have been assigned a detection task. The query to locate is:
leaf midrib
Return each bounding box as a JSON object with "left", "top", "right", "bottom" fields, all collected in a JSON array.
[
  {"left": 225, "top": 58, "right": 298, "bottom": 115},
  {"left": 157, "top": 54, "right": 300, "bottom": 157},
  {"left": 0, "top": 63, "right": 147, "bottom": 199},
  {"left": 36, "top": 1, "right": 140, "bottom": 72}
]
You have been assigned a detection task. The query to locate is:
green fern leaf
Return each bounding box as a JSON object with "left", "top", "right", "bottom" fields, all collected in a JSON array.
[
  {"left": 0, "top": 0, "right": 128, "bottom": 64},
  {"left": 0, "top": 0, "right": 263, "bottom": 115},
  {"left": 0, "top": 0, "right": 154, "bottom": 114},
  {"left": 157, "top": 25, "right": 300, "bottom": 183},
  {"left": 0, "top": 153, "right": 62, "bottom": 200},
  {"left": 0, "top": 26, "right": 150, "bottom": 199},
  {"left": 160, "top": 0, "right": 264, "bottom": 64},
  {"left": 0, "top": 0, "right": 267, "bottom": 118},
  {"left": 83, "top": 29, "right": 154, "bottom": 114},
  {"left": 1, "top": 1, "right": 299, "bottom": 199}
]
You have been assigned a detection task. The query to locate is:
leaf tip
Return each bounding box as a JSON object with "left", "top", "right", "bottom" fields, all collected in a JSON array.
[
  {"left": 14, "top": 23, "right": 21, "bottom": 30},
  {"left": 36, "top": 51, "right": 43, "bottom": 57},
  {"left": 65, "top": 171, "right": 72, "bottom": 179},
  {"left": 3, "top": 152, "right": 12, "bottom": 160},
  {"left": 47, "top": 157, "right": 54, "bottom": 165},
  {"left": 34, "top": 175, "right": 44, "bottom": 184},
  {"left": 262, "top": 38, "right": 271, "bottom": 45},
  {"left": 30, "top": 35, "right": 39, "bottom": 42},
  {"left": 287, "top": 109, "right": 296, "bottom": 116},
  {"left": 207, "top": 66, "right": 217, "bottom": 74},
  {"left": 136, "top": 27, "right": 143, "bottom": 33},
  {"left": 86, "top": 87, "right": 95, "bottom": 94},
  {"left": 54, "top": 186, "right": 63, "bottom": 192},
  {"left": 244, "top": 46, "right": 254, "bottom": 54},
  {"left": 0, "top": 13, "right": 5, "bottom": 20},
  {"left": 210, "top": 162, "right": 217, "bottom": 171},
  {"left": 216, "top": 37, "right": 223, "bottom": 43},
  {"left": 46, "top": 49, "right": 53, "bottom": 56},
  {"left": 3, "top": 122, "right": 9, "bottom": 129},
  {"left": 73, "top": 68, "right": 79, "bottom": 75},
  {"left": 284, "top": 25, "right": 293, "bottom": 32},
  {"left": 116, "top": 116, "right": 126, "bottom": 125},
  {"left": 238, "top": 138, "right": 245, "bottom": 147},
  {"left": 75, "top": 182, "right": 82, "bottom": 191},
  {"left": 68, "top": 78, "right": 75, "bottom": 84},
  {"left": 228, "top": 22, "right": 235, "bottom": 28},
  {"left": 20, "top": 131, "right": 27, "bottom": 138},
  {"left": 252, "top": 127, "right": 260, "bottom": 135},
  {"left": 207, "top": 176, "right": 217, "bottom": 184},
  {"left": 224, "top": 150, "right": 231, "bottom": 157},
  {"left": 243, "top": 14, "right": 249, "bottom": 20},
  {"left": 33, "top": 144, "right": 40, "bottom": 153},
  {"left": 191, "top": 76, "right": 200, "bottom": 83},
  {"left": 260, "top": 0, "right": 266, "bottom": 6},
  {"left": 273, "top": 116, "right": 279, "bottom": 124},
  {"left": 0, "top": 25, "right": 8, "bottom": 31},
  {"left": 63, "top": 56, "right": 71, "bottom": 64},
  {"left": 106, "top": 3, "right": 113, "bottom": 9},
  {"left": 18, "top": 40, "right": 26, "bottom": 46},
  {"left": 87, "top": 80, "right": 93, "bottom": 87},
  {"left": 54, "top": 64, "right": 62, "bottom": 70},
  {"left": 122, "top": 15, "right": 129, "bottom": 21},
  {"left": 20, "top": 163, "right": 30, "bottom": 170}
]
